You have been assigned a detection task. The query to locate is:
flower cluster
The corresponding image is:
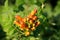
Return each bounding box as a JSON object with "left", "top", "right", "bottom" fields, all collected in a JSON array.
[{"left": 14, "top": 9, "right": 40, "bottom": 36}]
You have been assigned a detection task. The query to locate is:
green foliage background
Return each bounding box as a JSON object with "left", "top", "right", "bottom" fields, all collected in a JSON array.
[{"left": 0, "top": 0, "right": 60, "bottom": 40}]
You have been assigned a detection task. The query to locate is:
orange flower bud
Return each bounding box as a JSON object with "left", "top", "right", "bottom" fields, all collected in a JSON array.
[
  {"left": 23, "top": 18, "right": 27, "bottom": 22},
  {"left": 25, "top": 31, "right": 30, "bottom": 36},
  {"left": 31, "top": 27, "right": 35, "bottom": 30},
  {"left": 26, "top": 17, "right": 30, "bottom": 21},
  {"left": 15, "top": 15, "right": 23, "bottom": 21},
  {"left": 25, "top": 27, "right": 29, "bottom": 31},
  {"left": 35, "top": 21, "right": 40, "bottom": 27},
  {"left": 32, "top": 16, "right": 37, "bottom": 20},
  {"left": 27, "top": 9, "right": 37, "bottom": 18},
  {"left": 20, "top": 24, "right": 25, "bottom": 30},
  {"left": 20, "top": 21, "right": 24, "bottom": 25},
  {"left": 30, "top": 8, "right": 37, "bottom": 16},
  {"left": 29, "top": 20, "right": 33, "bottom": 24},
  {"left": 14, "top": 21, "right": 20, "bottom": 26},
  {"left": 33, "top": 23, "right": 35, "bottom": 27},
  {"left": 28, "top": 15, "right": 33, "bottom": 19}
]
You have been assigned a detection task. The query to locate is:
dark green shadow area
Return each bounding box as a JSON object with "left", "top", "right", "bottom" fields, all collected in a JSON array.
[
  {"left": 0, "top": 24, "right": 6, "bottom": 40},
  {"left": 13, "top": 4, "right": 24, "bottom": 13}
]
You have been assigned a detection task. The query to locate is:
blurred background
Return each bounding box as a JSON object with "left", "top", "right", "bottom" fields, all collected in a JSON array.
[{"left": 0, "top": 0, "right": 60, "bottom": 40}]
